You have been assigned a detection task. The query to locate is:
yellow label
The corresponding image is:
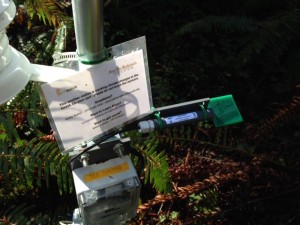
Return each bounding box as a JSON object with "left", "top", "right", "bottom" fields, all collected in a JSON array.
[{"left": 83, "top": 162, "right": 130, "bottom": 183}]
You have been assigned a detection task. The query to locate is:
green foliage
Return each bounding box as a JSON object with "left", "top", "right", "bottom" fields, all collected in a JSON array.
[
  {"left": 0, "top": 201, "right": 74, "bottom": 224},
  {"left": 0, "top": 82, "right": 73, "bottom": 202},
  {"left": 238, "top": 10, "right": 300, "bottom": 67},
  {"left": 12, "top": 27, "right": 67, "bottom": 65},
  {"left": 0, "top": 83, "right": 74, "bottom": 220},
  {"left": 24, "top": 0, "right": 72, "bottom": 27},
  {"left": 9, "top": 0, "right": 73, "bottom": 64},
  {"left": 128, "top": 131, "right": 173, "bottom": 194},
  {"left": 0, "top": 125, "right": 72, "bottom": 199},
  {"left": 158, "top": 211, "right": 180, "bottom": 225},
  {"left": 172, "top": 15, "right": 258, "bottom": 38},
  {"left": 138, "top": 1, "right": 300, "bottom": 104},
  {"left": 0, "top": 203, "right": 48, "bottom": 225},
  {"left": 189, "top": 189, "right": 218, "bottom": 216}
]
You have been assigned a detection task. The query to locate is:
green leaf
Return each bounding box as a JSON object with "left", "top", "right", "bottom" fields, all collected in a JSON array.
[
  {"left": 7, "top": 203, "right": 35, "bottom": 221},
  {"left": 44, "top": 159, "right": 50, "bottom": 189},
  {"left": 135, "top": 134, "right": 172, "bottom": 194},
  {"left": 24, "top": 156, "right": 34, "bottom": 187},
  {"left": 23, "top": 138, "right": 38, "bottom": 155},
  {"left": 37, "top": 160, "right": 43, "bottom": 187},
  {"left": 3, "top": 153, "right": 9, "bottom": 183},
  {"left": 57, "top": 164, "right": 63, "bottom": 195},
  {"left": 17, "top": 149, "right": 25, "bottom": 185},
  {"left": 0, "top": 113, "right": 22, "bottom": 144},
  {"left": 67, "top": 167, "right": 74, "bottom": 193},
  {"left": 61, "top": 159, "right": 68, "bottom": 193},
  {"left": 10, "top": 149, "right": 17, "bottom": 176}
]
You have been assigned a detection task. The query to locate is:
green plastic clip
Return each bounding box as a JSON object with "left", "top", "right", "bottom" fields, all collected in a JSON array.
[
  {"left": 199, "top": 104, "right": 208, "bottom": 122},
  {"left": 154, "top": 112, "right": 164, "bottom": 131},
  {"left": 207, "top": 94, "right": 243, "bottom": 127}
]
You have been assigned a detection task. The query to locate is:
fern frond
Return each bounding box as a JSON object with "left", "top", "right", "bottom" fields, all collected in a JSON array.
[
  {"left": 239, "top": 10, "right": 300, "bottom": 63},
  {"left": 129, "top": 131, "right": 173, "bottom": 194},
  {"left": 144, "top": 143, "right": 171, "bottom": 193},
  {"left": 0, "top": 137, "right": 72, "bottom": 198},
  {"left": 0, "top": 201, "right": 73, "bottom": 225},
  {"left": 250, "top": 93, "right": 300, "bottom": 142},
  {"left": 172, "top": 15, "right": 258, "bottom": 39},
  {"left": 25, "top": 0, "right": 71, "bottom": 27},
  {"left": 0, "top": 113, "right": 22, "bottom": 144},
  {"left": 27, "top": 86, "right": 45, "bottom": 129},
  {"left": 27, "top": 140, "right": 71, "bottom": 194}
]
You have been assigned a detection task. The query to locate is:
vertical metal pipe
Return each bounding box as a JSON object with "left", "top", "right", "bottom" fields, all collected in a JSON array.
[{"left": 71, "top": 0, "right": 105, "bottom": 64}]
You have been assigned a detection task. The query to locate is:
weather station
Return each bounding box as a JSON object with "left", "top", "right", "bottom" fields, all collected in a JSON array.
[{"left": 0, "top": 0, "right": 243, "bottom": 224}]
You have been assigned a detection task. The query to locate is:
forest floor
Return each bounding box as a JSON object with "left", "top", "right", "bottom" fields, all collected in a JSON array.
[{"left": 134, "top": 117, "right": 300, "bottom": 224}]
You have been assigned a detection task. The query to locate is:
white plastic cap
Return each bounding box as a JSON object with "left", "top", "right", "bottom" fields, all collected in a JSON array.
[
  {"left": 0, "top": 36, "right": 12, "bottom": 71},
  {"left": 0, "top": 47, "right": 31, "bottom": 104},
  {"left": 138, "top": 120, "right": 155, "bottom": 133},
  {"left": 0, "top": 0, "right": 11, "bottom": 14},
  {"left": 0, "top": 0, "right": 16, "bottom": 30}
]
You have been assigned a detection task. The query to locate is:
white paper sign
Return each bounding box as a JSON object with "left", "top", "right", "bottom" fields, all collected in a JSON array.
[{"left": 41, "top": 50, "right": 151, "bottom": 151}]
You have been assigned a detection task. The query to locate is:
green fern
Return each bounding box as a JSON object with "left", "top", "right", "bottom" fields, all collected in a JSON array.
[
  {"left": 238, "top": 10, "right": 300, "bottom": 64},
  {"left": 13, "top": 25, "right": 72, "bottom": 64},
  {"left": 0, "top": 137, "right": 72, "bottom": 197},
  {"left": 1, "top": 7, "right": 75, "bottom": 203},
  {"left": 129, "top": 131, "right": 173, "bottom": 194},
  {"left": 143, "top": 139, "right": 171, "bottom": 194},
  {"left": 25, "top": 0, "right": 71, "bottom": 27},
  {"left": 0, "top": 201, "right": 74, "bottom": 225},
  {"left": 0, "top": 86, "right": 72, "bottom": 198},
  {"left": 172, "top": 15, "right": 258, "bottom": 39}
]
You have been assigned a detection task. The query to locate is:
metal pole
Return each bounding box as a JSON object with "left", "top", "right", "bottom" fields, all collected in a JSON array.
[{"left": 71, "top": 0, "right": 105, "bottom": 64}]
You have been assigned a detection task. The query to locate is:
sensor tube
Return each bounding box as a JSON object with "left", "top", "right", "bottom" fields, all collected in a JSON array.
[{"left": 138, "top": 109, "right": 214, "bottom": 133}]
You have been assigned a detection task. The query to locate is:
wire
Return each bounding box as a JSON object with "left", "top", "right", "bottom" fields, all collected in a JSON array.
[
  {"left": 67, "top": 113, "right": 153, "bottom": 164},
  {"left": 68, "top": 131, "right": 117, "bottom": 165},
  {"left": 59, "top": 221, "right": 73, "bottom": 225}
]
